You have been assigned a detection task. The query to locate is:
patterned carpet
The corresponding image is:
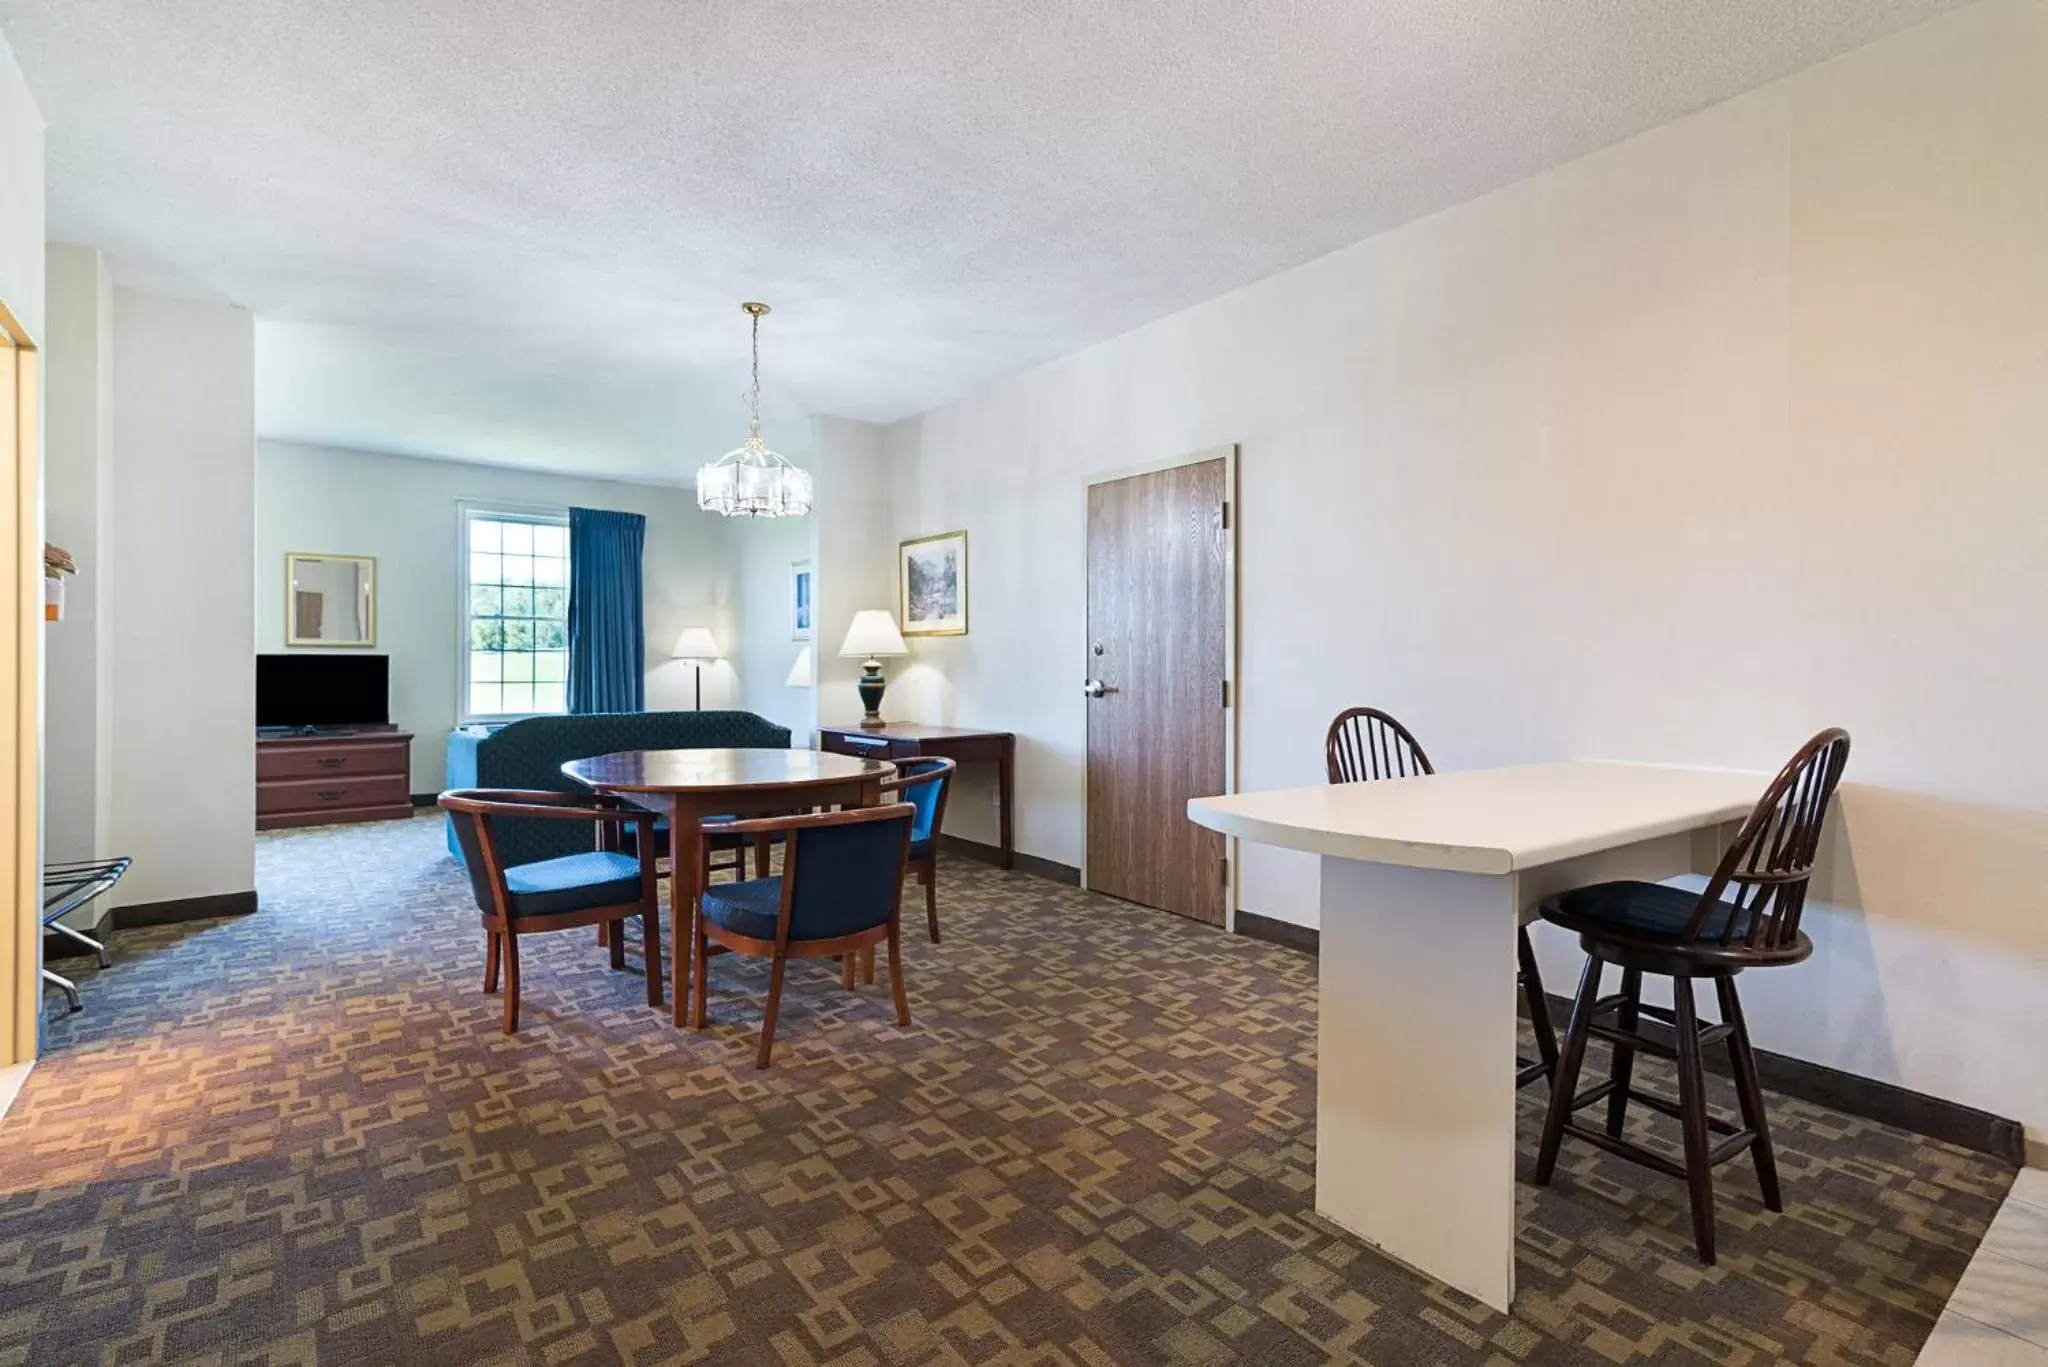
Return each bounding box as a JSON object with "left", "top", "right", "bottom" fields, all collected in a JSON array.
[{"left": 0, "top": 815, "right": 2013, "bottom": 1366}]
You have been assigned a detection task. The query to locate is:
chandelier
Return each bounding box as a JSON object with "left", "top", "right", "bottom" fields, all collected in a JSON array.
[{"left": 696, "top": 302, "right": 814, "bottom": 518}]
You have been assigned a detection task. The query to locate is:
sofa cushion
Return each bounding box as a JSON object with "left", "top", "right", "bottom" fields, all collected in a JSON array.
[{"left": 445, "top": 710, "right": 792, "bottom": 868}]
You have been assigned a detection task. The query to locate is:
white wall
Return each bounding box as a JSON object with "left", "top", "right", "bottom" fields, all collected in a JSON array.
[
  {"left": 0, "top": 36, "right": 43, "bottom": 342},
  {"left": 42, "top": 245, "right": 111, "bottom": 869},
  {"left": 109, "top": 288, "right": 256, "bottom": 909},
  {"left": 257, "top": 440, "right": 743, "bottom": 792},
  {"left": 812, "top": 416, "right": 898, "bottom": 728},
  {"left": 733, "top": 506, "right": 814, "bottom": 740},
  {"left": 877, "top": 0, "right": 2048, "bottom": 1143}
]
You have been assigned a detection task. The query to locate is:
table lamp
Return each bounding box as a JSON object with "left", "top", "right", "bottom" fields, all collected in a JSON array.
[
  {"left": 672, "top": 627, "right": 721, "bottom": 709},
  {"left": 837, "top": 610, "right": 908, "bottom": 728}
]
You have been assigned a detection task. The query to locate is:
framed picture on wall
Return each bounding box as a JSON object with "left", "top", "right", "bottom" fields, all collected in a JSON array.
[
  {"left": 900, "top": 530, "right": 968, "bottom": 637},
  {"left": 790, "top": 560, "right": 813, "bottom": 640}
]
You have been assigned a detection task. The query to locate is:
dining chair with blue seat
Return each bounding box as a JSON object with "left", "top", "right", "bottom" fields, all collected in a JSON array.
[
  {"left": 440, "top": 788, "right": 663, "bottom": 1034},
  {"left": 883, "top": 756, "right": 955, "bottom": 944},
  {"left": 1532, "top": 727, "right": 1852, "bottom": 1264},
  {"left": 689, "top": 803, "right": 917, "bottom": 1068}
]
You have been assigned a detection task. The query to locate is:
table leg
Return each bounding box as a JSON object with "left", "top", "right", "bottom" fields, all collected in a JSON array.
[
  {"left": 998, "top": 740, "right": 1015, "bottom": 870},
  {"left": 1317, "top": 855, "right": 1520, "bottom": 1314},
  {"left": 669, "top": 798, "right": 704, "bottom": 1029},
  {"left": 859, "top": 774, "right": 882, "bottom": 981}
]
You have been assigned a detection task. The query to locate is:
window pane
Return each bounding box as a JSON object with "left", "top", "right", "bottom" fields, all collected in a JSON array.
[
  {"left": 502, "top": 651, "right": 534, "bottom": 683},
  {"left": 469, "top": 681, "right": 501, "bottom": 716},
  {"left": 500, "top": 682, "right": 535, "bottom": 714},
  {"left": 470, "top": 618, "right": 506, "bottom": 651},
  {"left": 537, "top": 620, "right": 567, "bottom": 651},
  {"left": 469, "top": 651, "right": 502, "bottom": 684},
  {"left": 533, "top": 681, "right": 566, "bottom": 713},
  {"left": 533, "top": 586, "right": 565, "bottom": 619},
  {"left": 505, "top": 619, "right": 534, "bottom": 650},
  {"left": 501, "top": 585, "right": 533, "bottom": 618},
  {"left": 469, "top": 519, "right": 502, "bottom": 553},
  {"left": 533, "top": 524, "right": 566, "bottom": 557},
  {"left": 533, "top": 555, "right": 566, "bottom": 587},
  {"left": 469, "top": 551, "right": 502, "bottom": 586},
  {"left": 501, "top": 521, "right": 533, "bottom": 555},
  {"left": 501, "top": 554, "right": 535, "bottom": 587},
  {"left": 470, "top": 584, "right": 502, "bottom": 616},
  {"left": 534, "top": 650, "right": 567, "bottom": 683}
]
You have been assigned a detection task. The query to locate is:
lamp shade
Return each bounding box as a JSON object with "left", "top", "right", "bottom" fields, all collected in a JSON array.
[
  {"left": 671, "top": 627, "right": 721, "bottom": 661},
  {"left": 838, "top": 610, "right": 908, "bottom": 659},
  {"left": 784, "top": 645, "right": 813, "bottom": 687}
]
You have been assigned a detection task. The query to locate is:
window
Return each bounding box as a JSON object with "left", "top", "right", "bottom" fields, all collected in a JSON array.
[{"left": 462, "top": 508, "right": 570, "bottom": 719}]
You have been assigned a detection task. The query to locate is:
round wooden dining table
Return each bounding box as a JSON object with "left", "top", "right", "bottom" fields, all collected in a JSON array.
[{"left": 562, "top": 747, "right": 897, "bottom": 1026}]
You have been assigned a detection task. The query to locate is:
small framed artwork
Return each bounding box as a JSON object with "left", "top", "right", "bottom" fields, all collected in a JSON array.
[
  {"left": 900, "top": 530, "right": 968, "bottom": 637},
  {"left": 790, "top": 560, "right": 814, "bottom": 640}
]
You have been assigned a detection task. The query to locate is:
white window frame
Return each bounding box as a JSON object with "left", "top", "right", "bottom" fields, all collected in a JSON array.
[{"left": 457, "top": 501, "right": 573, "bottom": 724}]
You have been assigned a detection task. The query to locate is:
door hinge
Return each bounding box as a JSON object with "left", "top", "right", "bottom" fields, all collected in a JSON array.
[
  {"left": 1220, "top": 679, "right": 1231, "bottom": 708},
  {"left": 1220, "top": 500, "right": 1231, "bottom": 530}
]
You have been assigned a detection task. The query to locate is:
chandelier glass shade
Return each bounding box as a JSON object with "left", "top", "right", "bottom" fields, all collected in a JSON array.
[{"left": 697, "top": 302, "right": 813, "bottom": 518}]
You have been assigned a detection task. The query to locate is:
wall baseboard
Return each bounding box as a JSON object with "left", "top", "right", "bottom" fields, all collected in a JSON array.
[
  {"left": 936, "top": 834, "right": 1080, "bottom": 887},
  {"left": 1220, "top": 917, "right": 2028, "bottom": 1164},
  {"left": 1530, "top": 992, "right": 2025, "bottom": 1166},
  {"left": 111, "top": 890, "right": 259, "bottom": 929},
  {"left": 1235, "top": 910, "right": 1319, "bottom": 956}
]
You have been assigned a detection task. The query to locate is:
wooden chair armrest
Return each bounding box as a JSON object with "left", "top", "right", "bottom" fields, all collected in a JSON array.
[
  {"left": 700, "top": 804, "right": 917, "bottom": 840},
  {"left": 440, "top": 789, "right": 657, "bottom": 825}
]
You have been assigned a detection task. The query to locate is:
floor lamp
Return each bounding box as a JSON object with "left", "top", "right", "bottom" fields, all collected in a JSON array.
[{"left": 672, "top": 628, "right": 721, "bottom": 709}]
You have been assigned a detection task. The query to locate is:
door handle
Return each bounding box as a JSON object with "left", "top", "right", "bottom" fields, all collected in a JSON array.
[{"left": 1083, "top": 678, "right": 1118, "bottom": 698}]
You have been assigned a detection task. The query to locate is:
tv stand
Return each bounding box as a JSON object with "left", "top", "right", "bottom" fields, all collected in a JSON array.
[{"left": 257, "top": 724, "right": 414, "bottom": 830}]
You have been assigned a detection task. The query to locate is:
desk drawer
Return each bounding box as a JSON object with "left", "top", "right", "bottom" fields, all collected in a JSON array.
[
  {"left": 258, "top": 740, "right": 410, "bottom": 781},
  {"left": 258, "top": 773, "right": 410, "bottom": 817},
  {"left": 820, "top": 730, "right": 910, "bottom": 760}
]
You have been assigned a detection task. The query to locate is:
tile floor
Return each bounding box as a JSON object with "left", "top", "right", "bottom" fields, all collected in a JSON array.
[{"left": 1921, "top": 1168, "right": 2048, "bottom": 1364}]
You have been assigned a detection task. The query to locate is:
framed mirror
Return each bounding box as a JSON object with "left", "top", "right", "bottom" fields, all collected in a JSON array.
[{"left": 286, "top": 553, "right": 377, "bottom": 647}]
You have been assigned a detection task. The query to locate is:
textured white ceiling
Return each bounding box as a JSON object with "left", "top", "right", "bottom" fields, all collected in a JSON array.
[{"left": 3, "top": 0, "right": 1966, "bottom": 483}]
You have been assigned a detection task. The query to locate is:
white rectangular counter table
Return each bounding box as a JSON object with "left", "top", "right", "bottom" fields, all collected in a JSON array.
[{"left": 1189, "top": 761, "right": 1765, "bottom": 1312}]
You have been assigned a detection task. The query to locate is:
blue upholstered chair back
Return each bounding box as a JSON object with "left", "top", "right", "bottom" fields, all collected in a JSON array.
[
  {"left": 785, "top": 810, "right": 913, "bottom": 941},
  {"left": 892, "top": 758, "right": 950, "bottom": 844},
  {"left": 444, "top": 709, "right": 791, "bottom": 866}
]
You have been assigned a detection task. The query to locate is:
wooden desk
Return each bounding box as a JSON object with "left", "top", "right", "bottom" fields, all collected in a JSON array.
[
  {"left": 817, "top": 724, "right": 1017, "bottom": 869},
  {"left": 1189, "top": 761, "right": 1764, "bottom": 1313}
]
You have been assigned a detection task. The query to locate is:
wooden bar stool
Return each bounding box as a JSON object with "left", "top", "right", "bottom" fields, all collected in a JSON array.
[
  {"left": 1532, "top": 728, "right": 1852, "bottom": 1263},
  {"left": 1325, "top": 708, "right": 1560, "bottom": 1088}
]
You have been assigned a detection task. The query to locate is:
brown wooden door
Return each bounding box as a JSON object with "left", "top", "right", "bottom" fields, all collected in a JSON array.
[{"left": 1085, "top": 457, "right": 1228, "bottom": 924}]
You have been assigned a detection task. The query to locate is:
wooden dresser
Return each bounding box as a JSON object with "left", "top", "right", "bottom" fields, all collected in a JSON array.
[{"left": 256, "top": 727, "right": 415, "bottom": 830}]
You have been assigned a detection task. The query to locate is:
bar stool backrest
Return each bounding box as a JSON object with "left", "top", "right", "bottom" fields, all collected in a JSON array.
[
  {"left": 1691, "top": 728, "right": 1852, "bottom": 952},
  {"left": 1325, "top": 707, "right": 1434, "bottom": 784}
]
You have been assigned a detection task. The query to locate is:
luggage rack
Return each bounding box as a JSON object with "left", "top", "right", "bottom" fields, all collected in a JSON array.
[{"left": 41, "top": 856, "right": 131, "bottom": 1013}]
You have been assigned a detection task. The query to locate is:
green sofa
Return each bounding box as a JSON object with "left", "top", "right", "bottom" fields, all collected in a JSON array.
[{"left": 444, "top": 710, "right": 792, "bottom": 868}]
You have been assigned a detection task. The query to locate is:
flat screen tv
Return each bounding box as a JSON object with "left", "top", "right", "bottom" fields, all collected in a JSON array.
[{"left": 257, "top": 654, "right": 390, "bottom": 729}]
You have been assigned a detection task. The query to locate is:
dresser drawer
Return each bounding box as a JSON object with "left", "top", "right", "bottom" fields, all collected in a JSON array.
[
  {"left": 257, "top": 739, "right": 410, "bottom": 781},
  {"left": 257, "top": 773, "right": 410, "bottom": 817}
]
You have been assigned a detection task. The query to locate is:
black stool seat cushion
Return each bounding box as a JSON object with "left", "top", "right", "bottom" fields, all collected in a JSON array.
[
  {"left": 1548, "top": 880, "right": 1751, "bottom": 943},
  {"left": 502, "top": 851, "right": 642, "bottom": 918}
]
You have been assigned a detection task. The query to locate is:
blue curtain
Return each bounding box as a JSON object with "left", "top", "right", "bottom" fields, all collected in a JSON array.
[{"left": 567, "top": 507, "right": 646, "bottom": 713}]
